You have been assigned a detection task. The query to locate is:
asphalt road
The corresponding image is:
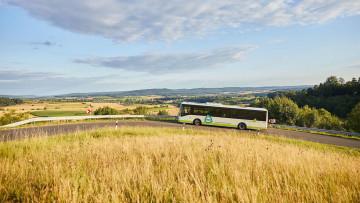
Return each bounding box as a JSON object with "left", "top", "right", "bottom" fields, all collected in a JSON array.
[{"left": 1, "top": 120, "right": 359, "bottom": 149}]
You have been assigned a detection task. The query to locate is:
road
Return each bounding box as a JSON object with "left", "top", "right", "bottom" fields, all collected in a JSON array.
[{"left": 0, "top": 120, "right": 359, "bottom": 149}]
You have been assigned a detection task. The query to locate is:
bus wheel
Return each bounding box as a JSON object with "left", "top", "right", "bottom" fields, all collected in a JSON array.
[
  {"left": 238, "top": 123, "right": 246, "bottom": 130},
  {"left": 194, "top": 119, "right": 201, "bottom": 126}
]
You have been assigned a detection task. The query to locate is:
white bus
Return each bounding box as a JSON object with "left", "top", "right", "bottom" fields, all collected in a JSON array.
[{"left": 178, "top": 102, "right": 268, "bottom": 130}]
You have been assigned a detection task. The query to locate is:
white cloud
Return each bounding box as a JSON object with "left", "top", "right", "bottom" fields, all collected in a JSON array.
[
  {"left": 0, "top": 70, "right": 102, "bottom": 95},
  {"left": 74, "top": 45, "right": 258, "bottom": 73},
  {"left": 344, "top": 60, "right": 360, "bottom": 69},
  {"left": 0, "top": 70, "right": 57, "bottom": 80},
  {"left": 268, "top": 39, "right": 284, "bottom": 45},
  {"left": 9, "top": 0, "right": 360, "bottom": 43}
]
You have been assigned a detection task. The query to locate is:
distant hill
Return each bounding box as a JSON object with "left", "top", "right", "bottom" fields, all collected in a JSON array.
[
  {"left": 0, "top": 95, "right": 37, "bottom": 98},
  {"left": 55, "top": 85, "right": 311, "bottom": 98}
]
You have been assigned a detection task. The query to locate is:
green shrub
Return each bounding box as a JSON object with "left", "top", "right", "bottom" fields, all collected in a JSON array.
[
  {"left": 251, "top": 96, "right": 344, "bottom": 131},
  {"left": 0, "top": 109, "right": 29, "bottom": 125},
  {"left": 157, "top": 110, "right": 169, "bottom": 115},
  {"left": 345, "top": 102, "right": 360, "bottom": 133},
  {"left": 94, "top": 106, "right": 119, "bottom": 115},
  {"left": 119, "top": 108, "right": 133, "bottom": 115},
  {"left": 134, "top": 106, "right": 148, "bottom": 115}
]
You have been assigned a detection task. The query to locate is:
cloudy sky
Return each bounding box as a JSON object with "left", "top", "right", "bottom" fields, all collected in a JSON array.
[{"left": 1, "top": 0, "right": 359, "bottom": 96}]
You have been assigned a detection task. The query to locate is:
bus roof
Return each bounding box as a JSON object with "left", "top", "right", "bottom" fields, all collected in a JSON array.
[{"left": 180, "top": 102, "right": 268, "bottom": 112}]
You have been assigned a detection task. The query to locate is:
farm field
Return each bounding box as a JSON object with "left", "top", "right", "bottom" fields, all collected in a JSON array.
[
  {"left": 30, "top": 110, "right": 88, "bottom": 117},
  {"left": 0, "top": 101, "right": 178, "bottom": 117},
  {"left": 0, "top": 126, "right": 359, "bottom": 202}
]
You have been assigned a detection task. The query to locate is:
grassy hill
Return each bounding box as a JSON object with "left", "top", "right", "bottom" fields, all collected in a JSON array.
[{"left": 0, "top": 126, "right": 358, "bottom": 202}]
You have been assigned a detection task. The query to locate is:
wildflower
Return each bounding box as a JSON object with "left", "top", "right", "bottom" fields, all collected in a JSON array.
[{"left": 28, "top": 160, "right": 32, "bottom": 162}]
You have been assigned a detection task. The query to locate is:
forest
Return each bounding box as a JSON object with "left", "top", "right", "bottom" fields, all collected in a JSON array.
[
  {"left": 252, "top": 76, "right": 360, "bottom": 133},
  {"left": 268, "top": 76, "right": 360, "bottom": 118}
]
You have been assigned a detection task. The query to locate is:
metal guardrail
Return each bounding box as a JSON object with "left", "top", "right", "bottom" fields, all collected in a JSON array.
[
  {"left": 270, "top": 124, "right": 360, "bottom": 138},
  {"left": 0, "top": 115, "right": 178, "bottom": 128}
]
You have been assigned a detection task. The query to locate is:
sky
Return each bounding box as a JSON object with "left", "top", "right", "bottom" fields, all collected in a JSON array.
[{"left": 0, "top": 0, "right": 359, "bottom": 96}]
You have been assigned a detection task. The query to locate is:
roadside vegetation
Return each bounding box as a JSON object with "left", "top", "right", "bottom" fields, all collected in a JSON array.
[
  {"left": 269, "top": 76, "right": 360, "bottom": 119},
  {"left": 251, "top": 97, "right": 344, "bottom": 130},
  {"left": 94, "top": 105, "right": 170, "bottom": 116},
  {"left": 0, "top": 110, "right": 29, "bottom": 126},
  {"left": 0, "top": 126, "right": 359, "bottom": 202},
  {"left": 251, "top": 76, "right": 360, "bottom": 133}
]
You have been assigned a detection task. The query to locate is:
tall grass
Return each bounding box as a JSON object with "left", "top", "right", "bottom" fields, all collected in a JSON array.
[{"left": 0, "top": 127, "right": 359, "bottom": 202}]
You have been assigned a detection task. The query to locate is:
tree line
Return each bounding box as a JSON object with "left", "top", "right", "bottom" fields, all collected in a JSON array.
[
  {"left": 0, "top": 97, "right": 23, "bottom": 107},
  {"left": 94, "top": 106, "right": 169, "bottom": 116},
  {"left": 251, "top": 76, "right": 360, "bottom": 133},
  {"left": 268, "top": 76, "right": 360, "bottom": 118}
]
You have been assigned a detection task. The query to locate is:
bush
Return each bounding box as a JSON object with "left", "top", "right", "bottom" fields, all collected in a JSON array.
[
  {"left": 94, "top": 106, "right": 119, "bottom": 115},
  {"left": 134, "top": 106, "right": 148, "bottom": 115},
  {"left": 345, "top": 102, "right": 360, "bottom": 133},
  {"left": 0, "top": 109, "right": 29, "bottom": 125},
  {"left": 157, "top": 110, "right": 169, "bottom": 115},
  {"left": 119, "top": 108, "right": 133, "bottom": 115}
]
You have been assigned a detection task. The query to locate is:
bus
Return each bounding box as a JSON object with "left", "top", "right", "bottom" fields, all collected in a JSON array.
[{"left": 178, "top": 102, "right": 268, "bottom": 130}]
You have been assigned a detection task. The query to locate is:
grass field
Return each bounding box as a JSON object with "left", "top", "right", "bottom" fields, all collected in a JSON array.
[
  {"left": 30, "top": 110, "right": 88, "bottom": 117},
  {"left": 0, "top": 101, "right": 178, "bottom": 117},
  {"left": 0, "top": 127, "right": 359, "bottom": 202}
]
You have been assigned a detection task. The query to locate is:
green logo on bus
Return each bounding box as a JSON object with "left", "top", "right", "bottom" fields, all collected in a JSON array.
[
  {"left": 253, "top": 118, "right": 257, "bottom": 123},
  {"left": 204, "top": 115, "right": 213, "bottom": 124}
]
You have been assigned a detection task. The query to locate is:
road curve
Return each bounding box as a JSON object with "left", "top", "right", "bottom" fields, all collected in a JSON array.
[{"left": 0, "top": 120, "right": 359, "bottom": 149}]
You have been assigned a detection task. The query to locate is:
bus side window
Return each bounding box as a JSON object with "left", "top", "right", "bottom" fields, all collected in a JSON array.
[
  {"left": 181, "top": 106, "right": 191, "bottom": 116},
  {"left": 221, "top": 109, "right": 227, "bottom": 117},
  {"left": 214, "top": 108, "right": 221, "bottom": 117}
]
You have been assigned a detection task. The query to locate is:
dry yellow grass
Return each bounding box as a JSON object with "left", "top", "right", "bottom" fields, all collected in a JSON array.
[
  {"left": 0, "top": 102, "right": 178, "bottom": 117},
  {"left": 0, "top": 127, "right": 359, "bottom": 202}
]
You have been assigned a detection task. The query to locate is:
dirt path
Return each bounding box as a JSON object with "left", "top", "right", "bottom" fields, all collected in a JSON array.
[{"left": 1, "top": 120, "right": 359, "bottom": 149}]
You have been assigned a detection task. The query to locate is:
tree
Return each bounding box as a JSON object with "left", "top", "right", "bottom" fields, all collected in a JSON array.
[
  {"left": 268, "top": 76, "right": 360, "bottom": 118},
  {"left": 339, "top": 77, "right": 345, "bottom": 85},
  {"left": 134, "top": 106, "right": 148, "bottom": 115},
  {"left": 346, "top": 102, "right": 360, "bottom": 133},
  {"left": 251, "top": 96, "right": 300, "bottom": 125},
  {"left": 297, "top": 105, "right": 320, "bottom": 128},
  {"left": 94, "top": 106, "right": 119, "bottom": 115},
  {"left": 316, "top": 108, "right": 343, "bottom": 131},
  {"left": 250, "top": 96, "right": 344, "bottom": 130},
  {"left": 0, "top": 97, "right": 23, "bottom": 107},
  {"left": 324, "top": 76, "right": 340, "bottom": 86},
  {"left": 271, "top": 96, "right": 300, "bottom": 125}
]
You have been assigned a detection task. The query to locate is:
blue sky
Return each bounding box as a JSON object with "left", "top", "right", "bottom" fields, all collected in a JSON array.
[{"left": 0, "top": 0, "right": 359, "bottom": 96}]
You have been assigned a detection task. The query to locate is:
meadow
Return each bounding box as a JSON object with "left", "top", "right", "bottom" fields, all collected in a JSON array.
[
  {"left": 30, "top": 110, "right": 88, "bottom": 117},
  {"left": 0, "top": 126, "right": 359, "bottom": 202},
  {"left": 0, "top": 101, "right": 178, "bottom": 117}
]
